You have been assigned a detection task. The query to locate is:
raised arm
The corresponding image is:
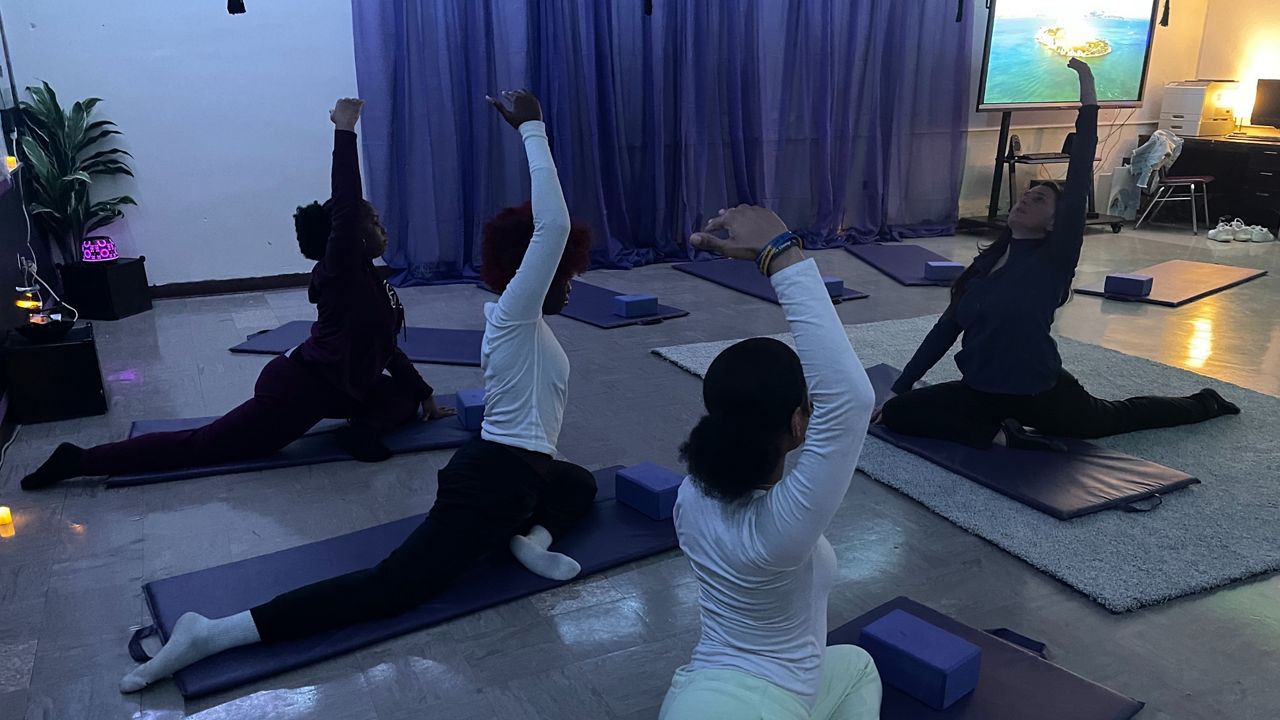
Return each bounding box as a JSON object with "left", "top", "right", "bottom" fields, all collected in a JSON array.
[
  {"left": 487, "top": 91, "right": 571, "bottom": 323},
  {"left": 891, "top": 306, "right": 962, "bottom": 395},
  {"left": 1053, "top": 60, "right": 1099, "bottom": 266},
  {"left": 319, "top": 98, "right": 368, "bottom": 274},
  {"left": 691, "top": 208, "right": 874, "bottom": 570}
]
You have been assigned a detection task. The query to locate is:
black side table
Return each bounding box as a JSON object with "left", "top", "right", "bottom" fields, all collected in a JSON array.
[{"left": 3, "top": 323, "right": 108, "bottom": 423}]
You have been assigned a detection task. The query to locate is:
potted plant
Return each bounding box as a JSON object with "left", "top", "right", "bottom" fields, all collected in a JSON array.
[{"left": 19, "top": 82, "right": 151, "bottom": 320}]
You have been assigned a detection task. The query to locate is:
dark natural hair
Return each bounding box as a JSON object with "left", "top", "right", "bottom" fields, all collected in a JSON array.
[
  {"left": 293, "top": 199, "right": 379, "bottom": 261},
  {"left": 679, "top": 337, "right": 807, "bottom": 503},
  {"left": 951, "top": 181, "right": 1065, "bottom": 304},
  {"left": 480, "top": 203, "right": 593, "bottom": 292}
]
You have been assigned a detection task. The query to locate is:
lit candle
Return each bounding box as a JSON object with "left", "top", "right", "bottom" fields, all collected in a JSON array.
[
  {"left": 0, "top": 506, "right": 11, "bottom": 525},
  {"left": 3, "top": 156, "right": 16, "bottom": 172}
]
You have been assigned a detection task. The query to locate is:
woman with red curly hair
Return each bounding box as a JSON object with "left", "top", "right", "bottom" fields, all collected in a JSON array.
[{"left": 117, "top": 90, "right": 599, "bottom": 693}]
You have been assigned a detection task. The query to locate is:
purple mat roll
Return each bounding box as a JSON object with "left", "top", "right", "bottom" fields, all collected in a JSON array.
[
  {"left": 829, "top": 597, "right": 1143, "bottom": 719},
  {"left": 135, "top": 467, "right": 677, "bottom": 698},
  {"left": 866, "top": 365, "right": 1198, "bottom": 519},
  {"left": 672, "top": 258, "right": 868, "bottom": 304},
  {"left": 230, "top": 321, "right": 483, "bottom": 366},
  {"left": 845, "top": 243, "right": 957, "bottom": 286}
]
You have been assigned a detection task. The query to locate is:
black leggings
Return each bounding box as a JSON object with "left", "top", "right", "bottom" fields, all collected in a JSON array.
[
  {"left": 250, "top": 437, "right": 597, "bottom": 642},
  {"left": 881, "top": 369, "right": 1219, "bottom": 448}
]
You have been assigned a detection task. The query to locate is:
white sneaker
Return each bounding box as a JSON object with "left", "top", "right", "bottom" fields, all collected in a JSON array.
[
  {"left": 1232, "top": 218, "right": 1253, "bottom": 242},
  {"left": 1250, "top": 226, "right": 1276, "bottom": 243},
  {"left": 1207, "top": 222, "right": 1233, "bottom": 242}
]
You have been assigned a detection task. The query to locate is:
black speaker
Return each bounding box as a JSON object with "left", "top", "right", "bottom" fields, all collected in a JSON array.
[
  {"left": 3, "top": 323, "right": 107, "bottom": 424},
  {"left": 57, "top": 257, "right": 153, "bottom": 321}
]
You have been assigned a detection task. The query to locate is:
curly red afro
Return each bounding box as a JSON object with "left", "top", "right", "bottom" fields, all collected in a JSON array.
[{"left": 481, "top": 202, "right": 593, "bottom": 292}]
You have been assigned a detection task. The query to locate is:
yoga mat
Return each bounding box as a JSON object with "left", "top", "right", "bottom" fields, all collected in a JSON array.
[
  {"left": 1075, "top": 260, "right": 1266, "bottom": 307},
  {"left": 865, "top": 364, "right": 1199, "bottom": 519},
  {"left": 845, "top": 243, "right": 956, "bottom": 286},
  {"left": 104, "top": 394, "right": 474, "bottom": 487},
  {"left": 828, "top": 597, "right": 1143, "bottom": 719},
  {"left": 561, "top": 281, "right": 689, "bottom": 328},
  {"left": 672, "top": 258, "right": 868, "bottom": 305},
  {"left": 652, "top": 315, "right": 1275, "bottom": 611},
  {"left": 134, "top": 466, "right": 676, "bottom": 698},
  {"left": 230, "top": 321, "right": 483, "bottom": 366}
]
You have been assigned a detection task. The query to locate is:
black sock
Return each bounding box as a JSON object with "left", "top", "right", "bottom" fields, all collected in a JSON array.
[
  {"left": 335, "top": 424, "right": 392, "bottom": 463},
  {"left": 999, "top": 419, "right": 1067, "bottom": 453},
  {"left": 1194, "top": 388, "right": 1241, "bottom": 417},
  {"left": 21, "top": 443, "right": 86, "bottom": 490}
]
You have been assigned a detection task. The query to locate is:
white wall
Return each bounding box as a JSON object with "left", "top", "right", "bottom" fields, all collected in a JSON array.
[
  {"left": 958, "top": 0, "right": 1210, "bottom": 217},
  {"left": 4, "top": 0, "right": 358, "bottom": 284},
  {"left": 1196, "top": 0, "right": 1280, "bottom": 126}
]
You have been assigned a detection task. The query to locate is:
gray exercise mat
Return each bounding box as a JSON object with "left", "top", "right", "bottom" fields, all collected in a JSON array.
[
  {"left": 652, "top": 315, "right": 1276, "bottom": 612},
  {"left": 1075, "top": 260, "right": 1266, "bottom": 307}
]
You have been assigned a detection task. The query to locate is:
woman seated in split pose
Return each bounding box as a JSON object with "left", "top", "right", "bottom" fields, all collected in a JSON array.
[
  {"left": 661, "top": 206, "right": 881, "bottom": 719},
  {"left": 117, "top": 89, "right": 598, "bottom": 692},
  {"left": 879, "top": 59, "right": 1239, "bottom": 451},
  {"left": 22, "top": 97, "right": 450, "bottom": 490}
]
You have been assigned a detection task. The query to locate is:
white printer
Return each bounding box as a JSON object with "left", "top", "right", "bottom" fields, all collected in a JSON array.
[{"left": 1158, "top": 80, "right": 1238, "bottom": 137}]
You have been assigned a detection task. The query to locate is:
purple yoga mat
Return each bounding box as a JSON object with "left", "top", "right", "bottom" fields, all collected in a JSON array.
[
  {"left": 104, "top": 394, "right": 475, "bottom": 487},
  {"left": 561, "top": 280, "right": 689, "bottom": 328},
  {"left": 845, "top": 243, "right": 955, "bottom": 286},
  {"left": 866, "top": 365, "right": 1198, "bottom": 519},
  {"left": 828, "top": 597, "right": 1143, "bottom": 719},
  {"left": 230, "top": 321, "right": 483, "bottom": 366},
  {"left": 136, "top": 467, "right": 677, "bottom": 698},
  {"left": 1075, "top": 260, "right": 1266, "bottom": 307},
  {"left": 672, "top": 258, "right": 868, "bottom": 304}
]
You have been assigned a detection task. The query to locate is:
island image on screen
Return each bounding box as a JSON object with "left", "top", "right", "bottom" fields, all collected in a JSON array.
[{"left": 980, "top": 0, "right": 1159, "bottom": 110}]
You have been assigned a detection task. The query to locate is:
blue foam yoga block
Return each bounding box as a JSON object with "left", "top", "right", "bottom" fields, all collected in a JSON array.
[
  {"left": 821, "top": 276, "right": 846, "bottom": 298},
  {"left": 924, "top": 261, "right": 964, "bottom": 281},
  {"left": 454, "top": 388, "right": 485, "bottom": 431},
  {"left": 616, "top": 463, "right": 683, "bottom": 520},
  {"left": 613, "top": 293, "right": 659, "bottom": 318},
  {"left": 859, "top": 609, "right": 982, "bottom": 710},
  {"left": 1103, "top": 273, "right": 1154, "bottom": 297}
]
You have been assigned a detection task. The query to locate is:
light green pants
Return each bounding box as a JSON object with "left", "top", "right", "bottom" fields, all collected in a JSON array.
[{"left": 659, "top": 645, "right": 882, "bottom": 720}]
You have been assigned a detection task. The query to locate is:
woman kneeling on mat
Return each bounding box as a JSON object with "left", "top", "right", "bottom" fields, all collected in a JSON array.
[
  {"left": 878, "top": 59, "right": 1239, "bottom": 451},
  {"left": 117, "top": 90, "right": 598, "bottom": 693},
  {"left": 22, "top": 97, "right": 451, "bottom": 490},
  {"left": 661, "top": 206, "right": 881, "bottom": 719}
]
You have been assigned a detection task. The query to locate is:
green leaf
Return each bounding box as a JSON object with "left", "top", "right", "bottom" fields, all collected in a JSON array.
[
  {"left": 63, "top": 171, "right": 92, "bottom": 184},
  {"left": 95, "top": 194, "right": 138, "bottom": 208},
  {"left": 82, "top": 129, "right": 121, "bottom": 147},
  {"left": 28, "top": 202, "right": 62, "bottom": 219},
  {"left": 80, "top": 148, "right": 133, "bottom": 164},
  {"left": 82, "top": 160, "right": 134, "bottom": 177},
  {"left": 84, "top": 119, "right": 117, "bottom": 133}
]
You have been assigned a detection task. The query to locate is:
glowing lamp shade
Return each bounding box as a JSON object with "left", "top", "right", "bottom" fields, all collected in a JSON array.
[
  {"left": 15, "top": 288, "right": 40, "bottom": 311},
  {"left": 0, "top": 506, "right": 11, "bottom": 525},
  {"left": 82, "top": 236, "right": 119, "bottom": 263}
]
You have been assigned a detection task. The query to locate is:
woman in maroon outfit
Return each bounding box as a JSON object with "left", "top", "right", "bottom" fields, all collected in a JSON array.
[{"left": 22, "top": 98, "right": 453, "bottom": 490}]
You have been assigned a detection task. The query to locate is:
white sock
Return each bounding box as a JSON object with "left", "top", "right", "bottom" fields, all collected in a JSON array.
[
  {"left": 120, "top": 611, "right": 261, "bottom": 693},
  {"left": 510, "top": 524, "right": 581, "bottom": 581}
]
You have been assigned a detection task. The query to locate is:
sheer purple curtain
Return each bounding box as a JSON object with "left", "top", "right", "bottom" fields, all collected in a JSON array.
[{"left": 351, "top": 0, "right": 973, "bottom": 284}]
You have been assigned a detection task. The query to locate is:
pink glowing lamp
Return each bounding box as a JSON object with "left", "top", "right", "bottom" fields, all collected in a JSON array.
[{"left": 81, "top": 236, "right": 119, "bottom": 263}]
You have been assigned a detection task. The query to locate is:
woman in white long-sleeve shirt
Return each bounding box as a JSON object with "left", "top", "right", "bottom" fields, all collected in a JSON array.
[
  {"left": 118, "top": 90, "right": 598, "bottom": 693},
  {"left": 660, "top": 206, "right": 881, "bottom": 720}
]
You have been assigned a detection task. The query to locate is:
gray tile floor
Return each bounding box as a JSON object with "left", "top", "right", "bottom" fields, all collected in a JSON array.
[{"left": 2, "top": 225, "right": 1278, "bottom": 720}]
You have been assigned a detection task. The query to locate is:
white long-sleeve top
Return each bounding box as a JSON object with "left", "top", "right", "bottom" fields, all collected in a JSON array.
[
  {"left": 480, "top": 121, "right": 571, "bottom": 456},
  {"left": 674, "top": 258, "right": 875, "bottom": 707}
]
